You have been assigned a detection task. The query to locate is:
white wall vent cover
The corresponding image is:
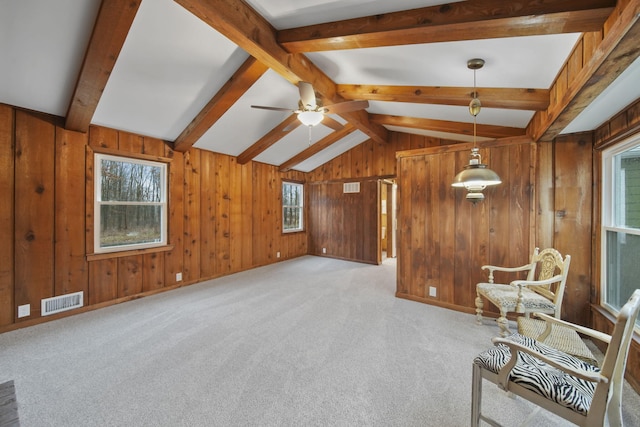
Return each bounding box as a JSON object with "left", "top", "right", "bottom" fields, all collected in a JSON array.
[
  {"left": 41, "top": 291, "right": 84, "bottom": 316},
  {"left": 343, "top": 182, "right": 360, "bottom": 193}
]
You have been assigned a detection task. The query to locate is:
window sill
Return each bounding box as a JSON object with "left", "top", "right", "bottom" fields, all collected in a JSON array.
[
  {"left": 591, "top": 304, "right": 640, "bottom": 342},
  {"left": 87, "top": 245, "right": 174, "bottom": 261},
  {"left": 282, "top": 229, "right": 305, "bottom": 235}
]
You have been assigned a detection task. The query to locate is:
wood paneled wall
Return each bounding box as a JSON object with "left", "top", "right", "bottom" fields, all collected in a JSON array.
[
  {"left": 306, "top": 132, "right": 449, "bottom": 181},
  {"left": 395, "top": 140, "right": 537, "bottom": 313},
  {"left": 0, "top": 105, "right": 306, "bottom": 330},
  {"left": 591, "top": 98, "right": 640, "bottom": 393},
  {"left": 547, "top": 133, "right": 593, "bottom": 327},
  {"left": 308, "top": 180, "right": 379, "bottom": 264},
  {"left": 310, "top": 132, "right": 594, "bottom": 328}
]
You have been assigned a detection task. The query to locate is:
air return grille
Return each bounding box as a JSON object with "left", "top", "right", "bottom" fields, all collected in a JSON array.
[
  {"left": 41, "top": 291, "right": 84, "bottom": 316},
  {"left": 343, "top": 182, "right": 360, "bottom": 193}
]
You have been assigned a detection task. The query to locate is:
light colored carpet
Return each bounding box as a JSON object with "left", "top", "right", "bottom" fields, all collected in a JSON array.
[{"left": 0, "top": 256, "right": 638, "bottom": 426}]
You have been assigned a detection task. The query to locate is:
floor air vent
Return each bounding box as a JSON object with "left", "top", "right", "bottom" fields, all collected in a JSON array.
[{"left": 41, "top": 291, "right": 84, "bottom": 316}]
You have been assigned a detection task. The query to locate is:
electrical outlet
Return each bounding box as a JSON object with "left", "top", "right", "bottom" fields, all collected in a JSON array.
[
  {"left": 322, "top": 247, "right": 327, "bottom": 254},
  {"left": 18, "top": 304, "right": 30, "bottom": 318},
  {"left": 429, "top": 287, "right": 437, "bottom": 297},
  {"left": 276, "top": 251, "right": 281, "bottom": 258},
  {"left": 176, "top": 272, "right": 183, "bottom": 282}
]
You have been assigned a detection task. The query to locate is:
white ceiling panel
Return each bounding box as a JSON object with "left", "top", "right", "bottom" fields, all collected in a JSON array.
[
  {"left": 254, "top": 123, "right": 335, "bottom": 166},
  {"left": 382, "top": 125, "right": 493, "bottom": 143},
  {"left": 245, "top": 0, "right": 461, "bottom": 29},
  {"left": 562, "top": 56, "right": 640, "bottom": 134},
  {"left": 0, "top": 0, "right": 101, "bottom": 116},
  {"left": 367, "top": 101, "right": 534, "bottom": 128},
  {"left": 193, "top": 69, "right": 301, "bottom": 156},
  {"left": 306, "top": 34, "right": 581, "bottom": 89},
  {"left": 91, "top": 0, "right": 247, "bottom": 141},
  {"left": 293, "top": 131, "right": 370, "bottom": 172}
]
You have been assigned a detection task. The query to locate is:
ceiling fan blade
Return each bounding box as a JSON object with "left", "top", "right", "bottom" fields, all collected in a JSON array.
[
  {"left": 251, "top": 105, "right": 292, "bottom": 112},
  {"left": 322, "top": 116, "right": 344, "bottom": 131},
  {"left": 323, "top": 100, "right": 369, "bottom": 114},
  {"left": 298, "top": 81, "right": 317, "bottom": 110}
]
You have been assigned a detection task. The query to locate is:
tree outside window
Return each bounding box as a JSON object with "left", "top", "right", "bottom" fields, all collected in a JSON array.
[
  {"left": 282, "top": 181, "right": 304, "bottom": 232},
  {"left": 95, "top": 154, "right": 168, "bottom": 253},
  {"left": 602, "top": 136, "right": 640, "bottom": 329}
]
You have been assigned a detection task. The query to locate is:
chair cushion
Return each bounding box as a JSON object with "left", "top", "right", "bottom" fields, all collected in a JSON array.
[
  {"left": 477, "top": 283, "right": 556, "bottom": 312},
  {"left": 474, "top": 334, "right": 599, "bottom": 415}
]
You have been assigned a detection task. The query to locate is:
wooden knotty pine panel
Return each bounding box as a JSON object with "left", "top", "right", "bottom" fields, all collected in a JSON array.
[
  {"left": 0, "top": 105, "right": 15, "bottom": 326},
  {"left": 14, "top": 111, "right": 55, "bottom": 320}
]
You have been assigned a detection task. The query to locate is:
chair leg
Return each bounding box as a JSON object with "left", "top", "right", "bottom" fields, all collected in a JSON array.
[
  {"left": 606, "top": 383, "right": 623, "bottom": 426},
  {"left": 475, "top": 294, "right": 484, "bottom": 325},
  {"left": 497, "top": 310, "right": 510, "bottom": 337},
  {"left": 471, "top": 363, "right": 482, "bottom": 427}
]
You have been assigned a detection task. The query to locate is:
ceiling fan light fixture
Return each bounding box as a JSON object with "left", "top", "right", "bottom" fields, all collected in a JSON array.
[{"left": 297, "top": 110, "right": 324, "bottom": 127}]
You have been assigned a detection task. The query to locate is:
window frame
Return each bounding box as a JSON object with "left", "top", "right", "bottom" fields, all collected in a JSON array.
[
  {"left": 94, "top": 153, "right": 168, "bottom": 254},
  {"left": 282, "top": 181, "right": 304, "bottom": 233},
  {"left": 600, "top": 133, "right": 640, "bottom": 330}
]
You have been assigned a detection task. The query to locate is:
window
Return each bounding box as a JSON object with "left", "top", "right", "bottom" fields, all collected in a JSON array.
[
  {"left": 602, "top": 135, "right": 640, "bottom": 329},
  {"left": 95, "top": 154, "right": 168, "bottom": 253},
  {"left": 282, "top": 181, "right": 304, "bottom": 232}
]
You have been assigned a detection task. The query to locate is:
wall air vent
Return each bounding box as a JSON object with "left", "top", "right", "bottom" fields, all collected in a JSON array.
[
  {"left": 41, "top": 291, "right": 84, "bottom": 316},
  {"left": 343, "top": 182, "right": 360, "bottom": 193}
]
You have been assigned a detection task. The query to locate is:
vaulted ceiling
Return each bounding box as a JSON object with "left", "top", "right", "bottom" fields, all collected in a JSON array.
[{"left": 2, "top": 0, "right": 639, "bottom": 172}]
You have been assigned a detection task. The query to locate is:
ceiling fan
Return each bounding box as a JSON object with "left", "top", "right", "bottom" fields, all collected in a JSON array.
[{"left": 251, "top": 81, "right": 369, "bottom": 131}]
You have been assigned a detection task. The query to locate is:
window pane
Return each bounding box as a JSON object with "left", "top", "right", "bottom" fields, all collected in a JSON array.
[
  {"left": 99, "top": 205, "right": 162, "bottom": 248},
  {"left": 101, "top": 159, "right": 162, "bottom": 202},
  {"left": 605, "top": 230, "right": 640, "bottom": 328},
  {"left": 283, "top": 207, "right": 301, "bottom": 230},
  {"left": 282, "top": 182, "right": 303, "bottom": 232},
  {"left": 616, "top": 150, "right": 640, "bottom": 229}
]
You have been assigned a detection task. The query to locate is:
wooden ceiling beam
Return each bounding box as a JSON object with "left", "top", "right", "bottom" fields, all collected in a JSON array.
[
  {"left": 371, "top": 114, "right": 525, "bottom": 139},
  {"left": 278, "top": 0, "right": 615, "bottom": 52},
  {"left": 65, "top": 0, "right": 142, "bottom": 132},
  {"left": 279, "top": 124, "right": 357, "bottom": 172},
  {"left": 337, "top": 85, "right": 550, "bottom": 111},
  {"left": 530, "top": 0, "right": 640, "bottom": 141},
  {"left": 174, "top": 0, "right": 388, "bottom": 144},
  {"left": 236, "top": 114, "right": 300, "bottom": 165},
  {"left": 173, "top": 57, "right": 268, "bottom": 152}
]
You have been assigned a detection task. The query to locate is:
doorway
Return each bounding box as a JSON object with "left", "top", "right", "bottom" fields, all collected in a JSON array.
[{"left": 380, "top": 179, "right": 397, "bottom": 260}]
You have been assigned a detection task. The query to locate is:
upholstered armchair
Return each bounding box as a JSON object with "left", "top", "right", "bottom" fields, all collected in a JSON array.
[
  {"left": 471, "top": 289, "right": 640, "bottom": 427},
  {"left": 475, "top": 248, "right": 571, "bottom": 337}
]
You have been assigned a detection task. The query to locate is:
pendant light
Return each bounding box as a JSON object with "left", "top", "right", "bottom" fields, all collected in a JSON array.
[{"left": 451, "top": 58, "right": 501, "bottom": 203}]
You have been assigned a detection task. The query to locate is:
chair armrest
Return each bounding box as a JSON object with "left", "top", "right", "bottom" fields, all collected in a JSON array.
[
  {"left": 509, "top": 274, "right": 563, "bottom": 313},
  {"left": 533, "top": 313, "right": 612, "bottom": 344},
  {"left": 481, "top": 263, "right": 535, "bottom": 274},
  {"left": 491, "top": 337, "right": 607, "bottom": 391},
  {"left": 481, "top": 262, "right": 535, "bottom": 284},
  {"left": 510, "top": 274, "right": 563, "bottom": 289}
]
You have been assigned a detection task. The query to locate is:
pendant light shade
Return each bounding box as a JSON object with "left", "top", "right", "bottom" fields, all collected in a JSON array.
[
  {"left": 451, "top": 148, "right": 502, "bottom": 192},
  {"left": 451, "top": 58, "right": 501, "bottom": 203}
]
